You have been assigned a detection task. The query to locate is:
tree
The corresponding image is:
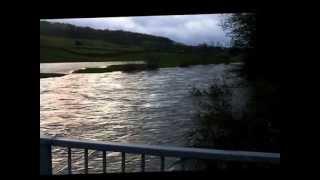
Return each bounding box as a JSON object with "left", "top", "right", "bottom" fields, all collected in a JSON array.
[
  {"left": 215, "top": 41, "right": 222, "bottom": 47},
  {"left": 220, "top": 13, "right": 256, "bottom": 49},
  {"left": 220, "top": 13, "right": 257, "bottom": 80},
  {"left": 219, "top": 13, "right": 280, "bottom": 153},
  {"left": 75, "top": 40, "right": 83, "bottom": 46}
]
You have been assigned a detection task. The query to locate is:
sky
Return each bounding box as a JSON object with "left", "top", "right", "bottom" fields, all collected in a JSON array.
[{"left": 45, "top": 14, "right": 231, "bottom": 46}]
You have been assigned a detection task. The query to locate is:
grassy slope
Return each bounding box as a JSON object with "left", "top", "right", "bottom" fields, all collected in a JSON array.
[
  {"left": 40, "top": 34, "right": 241, "bottom": 67},
  {"left": 40, "top": 35, "right": 144, "bottom": 62}
]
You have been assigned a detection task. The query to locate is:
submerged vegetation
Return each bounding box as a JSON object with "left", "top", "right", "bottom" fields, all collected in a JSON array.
[
  {"left": 40, "top": 73, "right": 66, "bottom": 78},
  {"left": 190, "top": 77, "right": 279, "bottom": 152},
  {"left": 188, "top": 75, "right": 279, "bottom": 170},
  {"left": 73, "top": 64, "right": 159, "bottom": 73}
]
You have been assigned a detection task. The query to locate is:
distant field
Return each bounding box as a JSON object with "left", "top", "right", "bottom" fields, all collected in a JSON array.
[
  {"left": 40, "top": 35, "right": 145, "bottom": 62},
  {"left": 40, "top": 21, "right": 242, "bottom": 66},
  {"left": 40, "top": 35, "right": 241, "bottom": 67}
]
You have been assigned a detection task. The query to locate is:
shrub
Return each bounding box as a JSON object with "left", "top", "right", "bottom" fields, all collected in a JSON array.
[
  {"left": 144, "top": 54, "right": 160, "bottom": 69},
  {"left": 74, "top": 40, "right": 83, "bottom": 46}
]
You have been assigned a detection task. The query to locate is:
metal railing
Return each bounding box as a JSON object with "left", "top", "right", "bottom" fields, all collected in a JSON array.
[{"left": 40, "top": 135, "right": 280, "bottom": 175}]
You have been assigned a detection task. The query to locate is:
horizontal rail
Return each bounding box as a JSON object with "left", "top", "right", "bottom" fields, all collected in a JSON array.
[{"left": 40, "top": 135, "right": 280, "bottom": 164}]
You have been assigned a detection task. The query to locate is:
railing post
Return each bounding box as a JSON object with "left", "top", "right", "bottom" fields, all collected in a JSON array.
[
  {"left": 121, "top": 152, "right": 126, "bottom": 173},
  {"left": 103, "top": 151, "right": 107, "bottom": 174},
  {"left": 40, "top": 140, "right": 52, "bottom": 175},
  {"left": 84, "top": 149, "right": 88, "bottom": 174},
  {"left": 68, "top": 147, "right": 72, "bottom": 174},
  {"left": 160, "top": 156, "right": 165, "bottom": 172},
  {"left": 141, "top": 154, "right": 145, "bottom": 172}
]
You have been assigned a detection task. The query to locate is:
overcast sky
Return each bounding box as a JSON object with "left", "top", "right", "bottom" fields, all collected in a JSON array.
[{"left": 44, "top": 14, "right": 231, "bottom": 46}]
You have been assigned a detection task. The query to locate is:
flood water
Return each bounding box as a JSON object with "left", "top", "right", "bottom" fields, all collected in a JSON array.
[{"left": 40, "top": 62, "right": 247, "bottom": 174}]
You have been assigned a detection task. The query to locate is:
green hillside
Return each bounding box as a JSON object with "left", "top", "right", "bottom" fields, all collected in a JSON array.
[{"left": 40, "top": 21, "right": 239, "bottom": 65}]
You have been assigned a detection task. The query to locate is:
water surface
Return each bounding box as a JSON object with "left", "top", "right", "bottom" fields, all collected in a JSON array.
[{"left": 40, "top": 63, "right": 247, "bottom": 174}]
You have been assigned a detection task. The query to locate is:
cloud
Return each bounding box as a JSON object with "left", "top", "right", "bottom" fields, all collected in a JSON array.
[{"left": 44, "top": 14, "right": 231, "bottom": 46}]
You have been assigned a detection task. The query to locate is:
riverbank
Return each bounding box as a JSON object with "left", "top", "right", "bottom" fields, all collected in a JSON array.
[
  {"left": 40, "top": 73, "right": 66, "bottom": 78},
  {"left": 73, "top": 62, "right": 232, "bottom": 74},
  {"left": 71, "top": 58, "right": 241, "bottom": 74},
  {"left": 73, "top": 64, "right": 158, "bottom": 73},
  {"left": 40, "top": 60, "right": 242, "bottom": 76}
]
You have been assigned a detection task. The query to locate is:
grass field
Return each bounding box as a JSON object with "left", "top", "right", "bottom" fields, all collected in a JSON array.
[
  {"left": 40, "top": 35, "right": 144, "bottom": 62},
  {"left": 40, "top": 35, "right": 241, "bottom": 67}
]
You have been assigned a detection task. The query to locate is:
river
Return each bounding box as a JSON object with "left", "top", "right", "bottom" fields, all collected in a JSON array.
[{"left": 40, "top": 62, "right": 247, "bottom": 174}]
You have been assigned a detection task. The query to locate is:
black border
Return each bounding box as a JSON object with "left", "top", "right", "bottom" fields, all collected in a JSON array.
[{"left": 6, "top": 0, "right": 289, "bottom": 178}]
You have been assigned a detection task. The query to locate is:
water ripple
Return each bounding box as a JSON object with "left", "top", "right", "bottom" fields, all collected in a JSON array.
[{"left": 40, "top": 63, "right": 247, "bottom": 174}]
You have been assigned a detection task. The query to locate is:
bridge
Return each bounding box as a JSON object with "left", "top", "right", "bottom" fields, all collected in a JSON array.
[{"left": 40, "top": 134, "right": 280, "bottom": 175}]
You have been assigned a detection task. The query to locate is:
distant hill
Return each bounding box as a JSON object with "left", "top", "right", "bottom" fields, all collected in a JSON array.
[
  {"left": 40, "top": 21, "right": 238, "bottom": 65},
  {"left": 40, "top": 21, "right": 187, "bottom": 62}
]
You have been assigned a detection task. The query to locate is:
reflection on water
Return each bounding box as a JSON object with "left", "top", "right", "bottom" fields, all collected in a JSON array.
[{"left": 40, "top": 63, "right": 246, "bottom": 174}]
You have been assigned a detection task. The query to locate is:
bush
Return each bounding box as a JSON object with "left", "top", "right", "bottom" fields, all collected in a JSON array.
[
  {"left": 74, "top": 40, "right": 83, "bottom": 46},
  {"left": 190, "top": 75, "right": 280, "bottom": 151},
  {"left": 144, "top": 54, "right": 160, "bottom": 69},
  {"left": 190, "top": 79, "right": 235, "bottom": 149},
  {"left": 188, "top": 75, "right": 280, "bottom": 170}
]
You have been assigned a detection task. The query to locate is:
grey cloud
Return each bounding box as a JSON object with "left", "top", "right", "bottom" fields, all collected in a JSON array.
[{"left": 45, "top": 14, "right": 231, "bottom": 46}]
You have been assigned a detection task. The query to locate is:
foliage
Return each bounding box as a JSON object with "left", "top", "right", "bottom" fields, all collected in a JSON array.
[
  {"left": 190, "top": 75, "right": 279, "bottom": 150},
  {"left": 74, "top": 40, "right": 83, "bottom": 46},
  {"left": 220, "top": 13, "right": 256, "bottom": 49},
  {"left": 144, "top": 53, "right": 160, "bottom": 69},
  {"left": 188, "top": 76, "right": 279, "bottom": 170},
  {"left": 220, "top": 13, "right": 258, "bottom": 80}
]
